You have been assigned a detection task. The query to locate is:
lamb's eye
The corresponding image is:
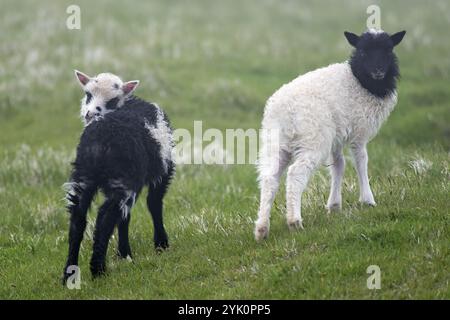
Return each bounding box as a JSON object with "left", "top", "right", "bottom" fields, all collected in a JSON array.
[
  {"left": 85, "top": 92, "right": 92, "bottom": 104},
  {"left": 105, "top": 97, "right": 120, "bottom": 110}
]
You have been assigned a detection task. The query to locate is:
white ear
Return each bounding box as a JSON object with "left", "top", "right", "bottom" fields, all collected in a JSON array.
[
  {"left": 74, "top": 70, "right": 91, "bottom": 87},
  {"left": 122, "top": 80, "right": 140, "bottom": 96}
]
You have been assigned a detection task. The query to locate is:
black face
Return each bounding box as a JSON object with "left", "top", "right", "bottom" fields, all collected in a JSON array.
[
  {"left": 358, "top": 36, "right": 394, "bottom": 80},
  {"left": 345, "top": 30, "right": 406, "bottom": 97}
]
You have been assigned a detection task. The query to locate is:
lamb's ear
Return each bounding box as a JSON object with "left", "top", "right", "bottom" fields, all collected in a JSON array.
[
  {"left": 390, "top": 31, "right": 406, "bottom": 47},
  {"left": 122, "top": 80, "right": 140, "bottom": 96},
  {"left": 344, "top": 31, "right": 360, "bottom": 47},
  {"left": 74, "top": 70, "right": 91, "bottom": 87}
]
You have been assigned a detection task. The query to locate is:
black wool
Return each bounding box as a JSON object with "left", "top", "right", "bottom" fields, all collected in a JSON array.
[
  {"left": 63, "top": 96, "right": 174, "bottom": 281},
  {"left": 345, "top": 30, "right": 405, "bottom": 98}
]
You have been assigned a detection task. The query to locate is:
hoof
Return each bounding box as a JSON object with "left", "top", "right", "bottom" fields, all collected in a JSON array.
[
  {"left": 287, "top": 219, "right": 304, "bottom": 231},
  {"left": 117, "top": 250, "right": 133, "bottom": 260},
  {"left": 359, "top": 194, "right": 376, "bottom": 207},
  {"left": 62, "top": 265, "right": 79, "bottom": 286},
  {"left": 155, "top": 239, "right": 169, "bottom": 253},
  {"left": 360, "top": 200, "right": 377, "bottom": 207},
  {"left": 61, "top": 272, "right": 70, "bottom": 286},
  {"left": 118, "top": 254, "right": 134, "bottom": 263},
  {"left": 326, "top": 202, "right": 342, "bottom": 212},
  {"left": 254, "top": 224, "right": 269, "bottom": 241},
  {"left": 90, "top": 263, "right": 107, "bottom": 279}
]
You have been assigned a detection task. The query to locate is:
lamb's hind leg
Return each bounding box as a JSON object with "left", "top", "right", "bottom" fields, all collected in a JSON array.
[
  {"left": 254, "top": 150, "right": 290, "bottom": 241},
  {"left": 117, "top": 194, "right": 135, "bottom": 260},
  {"left": 110, "top": 180, "right": 137, "bottom": 259},
  {"left": 285, "top": 152, "right": 321, "bottom": 230},
  {"left": 62, "top": 179, "right": 96, "bottom": 284},
  {"left": 90, "top": 188, "right": 133, "bottom": 277}
]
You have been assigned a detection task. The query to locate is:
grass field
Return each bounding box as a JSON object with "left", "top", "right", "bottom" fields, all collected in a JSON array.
[{"left": 0, "top": 0, "right": 449, "bottom": 299}]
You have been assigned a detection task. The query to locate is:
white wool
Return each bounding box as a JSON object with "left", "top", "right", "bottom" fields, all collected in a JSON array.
[
  {"left": 255, "top": 61, "right": 397, "bottom": 241},
  {"left": 367, "top": 28, "right": 385, "bottom": 35},
  {"left": 118, "top": 190, "right": 136, "bottom": 219},
  {"left": 62, "top": 181, "right": 87, "bottom": 206},
  {"left": 144, "top": 106, "right": 173, "bottom": 174},
  {"left": 260, "top": 62, "right": 396, "bottom": 164}
]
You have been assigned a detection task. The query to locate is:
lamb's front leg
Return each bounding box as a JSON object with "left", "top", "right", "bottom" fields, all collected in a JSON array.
[
  {"left": 326, "top": 147, "right": 345, "bottom": 212},
  {"left": 350, "top": 144, "right": 376, "bottom": 206}
]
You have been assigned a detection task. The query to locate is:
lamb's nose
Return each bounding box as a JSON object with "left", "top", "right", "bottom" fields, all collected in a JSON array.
[{"left": 372, "top": 69, "right": 385, "bottom": 80}]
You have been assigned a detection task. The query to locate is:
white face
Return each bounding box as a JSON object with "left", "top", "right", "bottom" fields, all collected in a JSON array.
[{"left": 75, "top": 71, "right": 139, "bottom": 125}]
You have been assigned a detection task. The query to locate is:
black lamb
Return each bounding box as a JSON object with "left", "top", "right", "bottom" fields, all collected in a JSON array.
[{"left": 63, "top": 71, "right": 174, "bottom": 281}]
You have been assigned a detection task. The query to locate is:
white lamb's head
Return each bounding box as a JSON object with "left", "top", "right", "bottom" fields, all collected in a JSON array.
[{"left": 74, "top": 70, "right": 140, "bottom": 125}]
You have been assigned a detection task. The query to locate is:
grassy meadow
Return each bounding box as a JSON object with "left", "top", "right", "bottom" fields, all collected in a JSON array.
[{"left": 0, "top": 0, "right": 449, "bottom": 299}]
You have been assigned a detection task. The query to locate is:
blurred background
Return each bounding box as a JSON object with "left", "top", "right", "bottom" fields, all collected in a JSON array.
[
  {"left": 1, "top": 0, "right": 449, "bottom": 148},
  {"left": 0, "top": 0, "right": 448, "bottom": 299}
]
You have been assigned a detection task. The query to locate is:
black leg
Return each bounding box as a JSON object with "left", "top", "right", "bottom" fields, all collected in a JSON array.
[
  {"left": 62, "top": 181, "right": 96, "bottom": 284},
  {"left": 117, "top": 212, "right": 132, "bottom": 259},
  {"left": 147, "top": 175, "right": 170, "bottom": 250},
  {"left": 90, "top": 194, "right": 124, "bottom": 278}
]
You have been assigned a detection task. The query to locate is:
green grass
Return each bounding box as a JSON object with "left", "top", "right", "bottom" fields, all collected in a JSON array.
[{"left": 0, "top": 0, "right": 449, "bottom": 299}]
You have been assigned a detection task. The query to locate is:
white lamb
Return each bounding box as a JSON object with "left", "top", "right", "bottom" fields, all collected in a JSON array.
[{"left": 255, "top": 29, "right": 406, "bottom": 241}]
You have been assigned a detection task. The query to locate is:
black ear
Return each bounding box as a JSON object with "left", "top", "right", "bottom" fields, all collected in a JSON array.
[
  {"left": 390, "top": 31, "right": 406, "bottom": 47},
  {"left": 344, "top": 31, "right": 360, "bottom": 47}
]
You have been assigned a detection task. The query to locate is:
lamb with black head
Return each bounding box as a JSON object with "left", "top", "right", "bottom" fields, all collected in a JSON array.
[
  {"left": 255, "top": 29, "right": 406, "bottom": 241},
  {"left": 345, "top": 29, "right": 405, "bottom": 97}
]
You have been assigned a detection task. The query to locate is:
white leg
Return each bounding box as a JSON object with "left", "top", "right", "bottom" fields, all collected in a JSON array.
[
  {"left": 350, "top": 144, "right": 376, "bottom": 206},
  {"left": 254, "top": 150, "right": 290, "bottom": 241},
  {"left": 326, "top": 146, "right": 345, "bottom": 212},
  {"left": 285, "top": 153, "right": 319, "bottom": 230}
]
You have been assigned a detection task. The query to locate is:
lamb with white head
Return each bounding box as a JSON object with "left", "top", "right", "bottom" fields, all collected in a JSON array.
[
  {"left": 75, "top": 70, "right": 139, "bottom": 125},
  {"left": 63, "top": 71, "right": 174, "bottom": 281}
]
